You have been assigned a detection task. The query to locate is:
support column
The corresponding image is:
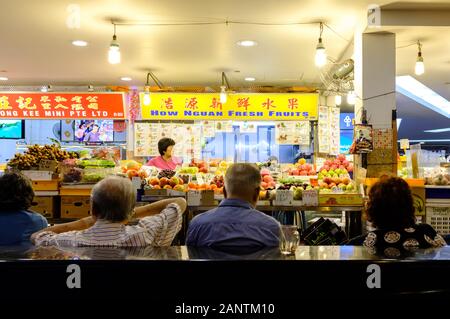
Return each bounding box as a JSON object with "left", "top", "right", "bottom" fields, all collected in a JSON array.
[{"left": 354, "top": 31, "right": 397, "bottom": 177}]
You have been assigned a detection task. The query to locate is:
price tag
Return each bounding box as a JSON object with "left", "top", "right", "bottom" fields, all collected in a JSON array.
[
  {"left": 38, "top": 159, "right": 57, "bottom": 172},
  {"left": 196, "top": 173, "right": 205, "bottom": 186},
  {"left": 303, "top": 189, "right": 319, "bottom": 206},
  {"left": 187, "top": 190, "right": 201, "bottom": 206},
  {"left": 131, "top": 177, "right": 141, "bottom": 190},
  {"left": 400, "top": 139, "right": 410, "bottom": 150},
  {"left": 274, "top": 190, "right": 293, "bottom": 206}
]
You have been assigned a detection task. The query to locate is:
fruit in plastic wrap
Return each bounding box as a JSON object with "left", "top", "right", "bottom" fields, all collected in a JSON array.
[{"left": 63, "top": 167, "right": 83, "bottom": 183}]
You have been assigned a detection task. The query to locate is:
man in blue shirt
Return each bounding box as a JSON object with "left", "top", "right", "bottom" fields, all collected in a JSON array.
[{"left": 186, "top": 163, "right": 281, "bottom": 248}]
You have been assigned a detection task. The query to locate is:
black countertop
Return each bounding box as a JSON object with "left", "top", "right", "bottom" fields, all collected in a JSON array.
[
  {"left": 1, "top": 244, "right": 449, "bottom": 261},
  {"left": 1, "top": 245, "right": 449, "bottom": 302}
]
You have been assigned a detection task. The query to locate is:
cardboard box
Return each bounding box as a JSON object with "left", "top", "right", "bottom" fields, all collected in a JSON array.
[
  {"left": 144, "top": 189, "right": 169, "bottom": 196},
  {"left": 60, "top": 196, "right": 91, "bottom": 219},
  {"left": 200, "top": 190, "right": 215, "bottom": 206},
  {"left": 319, "top": 193, "right": 363, "bottom": 206},
  {"left": 30, "top": 196, "right": 56, "bottom": 218},
  {"left": 22, "top": 170, "right": 53, "bottom": 181},
  {"left": 31, "top": 180, "right": 59, "bottom": 191}
]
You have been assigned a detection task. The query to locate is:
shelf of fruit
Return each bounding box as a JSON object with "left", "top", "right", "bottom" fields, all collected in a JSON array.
[
  {"left": 285, "top": 158, "right": 317, "bottom": 176},
  {"left": 7, "top": 144, "right": 79, "bottom": 171}
]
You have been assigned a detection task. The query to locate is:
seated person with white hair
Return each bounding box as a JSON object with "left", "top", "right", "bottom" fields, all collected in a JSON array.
[
  {"left": 31, "top": 176, "right": 187, "bottom": 247},
  {"left": 186, "top": 163, "right": 281, "bottom": 248}
]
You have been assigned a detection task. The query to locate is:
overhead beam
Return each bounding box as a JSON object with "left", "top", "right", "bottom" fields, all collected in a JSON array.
[{"left": 380, "top": 9, "right": 450, "bottom": 27}]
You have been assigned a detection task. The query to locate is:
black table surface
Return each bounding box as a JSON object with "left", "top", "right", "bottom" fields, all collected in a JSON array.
[{"left": 0, "top": 244, "right": 449, "bottom": 261}]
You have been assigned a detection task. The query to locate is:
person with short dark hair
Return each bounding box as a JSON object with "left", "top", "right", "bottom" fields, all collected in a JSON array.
[
  {"left": 31, "top": 176, "right": 187, "bottom": 247},
  {"left": 354, "top": 177, "right": 446, "bottom": 250},
  {"left": 83, "top": 124, "right": 100, "bottom": 142},
  {"left": 186, "top": 163, "right": 281, "bottom": 248},
  {"left": 146, "top": 137, "right": 181, "bottom": 170},
  {"left": 0, "top": 171, "right": 48, "bottom": 245}
]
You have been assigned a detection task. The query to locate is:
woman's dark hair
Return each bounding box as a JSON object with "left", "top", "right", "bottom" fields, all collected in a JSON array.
[
  {"left": 0, "top": 171, "right": 35, "bottom": 211},
  {"left": 158, "top": 138, "right": 175, "bottom": 156},
  {"left": 366, "top": 177, "right": 415, "bottom": 229}
]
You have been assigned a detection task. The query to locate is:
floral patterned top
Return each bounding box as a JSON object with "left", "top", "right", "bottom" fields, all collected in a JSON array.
[{"left": 363, "top": 223, "right": 446, "bottom": 254}]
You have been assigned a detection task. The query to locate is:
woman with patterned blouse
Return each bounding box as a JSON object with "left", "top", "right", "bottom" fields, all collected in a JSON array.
[{"left": 362, "top": 177, "right": 446, "bottom": 253}]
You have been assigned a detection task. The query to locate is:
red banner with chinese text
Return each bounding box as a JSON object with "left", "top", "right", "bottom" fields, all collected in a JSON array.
[{"left": 0, "top": 92, "right": 126, "bottom": 119}]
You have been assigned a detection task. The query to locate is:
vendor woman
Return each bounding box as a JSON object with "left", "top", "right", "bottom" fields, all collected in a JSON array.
[{"left": 146, "top": 138, "right": 181, "bottom": 170}]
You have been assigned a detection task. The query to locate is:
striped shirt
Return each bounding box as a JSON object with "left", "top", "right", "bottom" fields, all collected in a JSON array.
[{"left": 34, "top": 203, "right": 182, "bottom": 247}]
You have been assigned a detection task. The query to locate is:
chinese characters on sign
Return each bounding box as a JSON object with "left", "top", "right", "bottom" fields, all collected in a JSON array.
[
  {"left": 0, "top": 93, "right": 125, "bottom": 119},
  {"left": 141, "top": 93, "right": 318, "bottom": 121}
]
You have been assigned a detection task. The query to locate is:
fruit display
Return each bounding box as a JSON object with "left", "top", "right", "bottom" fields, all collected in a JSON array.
[
  {"left": 210, "top": 175, "right": 224, "bottom": 189},
  {"left": 287, "top": 158, "right": 316, "bottom": 176},
  {"left": 189, "top": 159, "right": 208, "bottom": 173},
  {"left": 144, "top": 176, "right": 186, "bottom": 191},
  {"left": 318, "top": 176, "right": 355, "bottom": 192},
  {"left": 424, "top": 167, "right": 450, "bottom": 186},
  {"left": 318, "top": 154, "right": 353, "bottom": 173},
  {"left": 7, "top": 144, "right": 79, "bottom": 170},
  {"left": 178, "top": 167, "right": 199, "bottom": 175},
  {"left": 78, "top": 159, "right": 116, "bottom": 168},
  {"left": 61, "top": 159, "right": 83, "bottom": 183},
  {"left": 260, "top": 169, "right": 276, "bottom": 190},
  {"left": 91, "top": 147, "right": 120, "bottom": 162},
  {"left": 158, "top": 169, "right": 176, "bottom": 179}
]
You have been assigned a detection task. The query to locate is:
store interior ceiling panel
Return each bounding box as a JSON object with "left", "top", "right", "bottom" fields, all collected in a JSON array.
[{"left": 0, "top": 0, "right": 448, "bottom": 140}]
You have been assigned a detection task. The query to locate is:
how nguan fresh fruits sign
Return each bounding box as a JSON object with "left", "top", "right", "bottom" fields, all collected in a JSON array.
[
  {"left": 140, "top": 93, "right": 319, "bottom": 121},
  {"left": 0, "top": 92, "right": 126, "bottom": 119}
]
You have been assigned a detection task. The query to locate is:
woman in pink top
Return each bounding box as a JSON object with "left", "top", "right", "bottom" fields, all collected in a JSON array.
[{"left": 146, "top": 138, "right": 181, "bottom": 170}]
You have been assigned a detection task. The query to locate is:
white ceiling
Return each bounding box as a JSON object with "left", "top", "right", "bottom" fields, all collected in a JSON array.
[{"left": 0, "top": 0, "right": 449, "bottom": 139}]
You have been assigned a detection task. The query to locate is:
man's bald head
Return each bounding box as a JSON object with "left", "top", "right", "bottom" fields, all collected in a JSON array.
[{"left": 224, "top": 163, "right": 261, "bottom": 204}]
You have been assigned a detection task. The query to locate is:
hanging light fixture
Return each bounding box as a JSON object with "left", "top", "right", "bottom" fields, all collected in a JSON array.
[
  {"left": 220, "top": 72, "right": 230, "bottom": 104},
  {"left": 415, "top": 40, "right": 424, "bottom": 75},
  {"left": 347, "top": 91, "right": 356, "bottom": 105},
  {"left": 335, "top": 95, "right": 342, "bottom": 106},
  {"left": 315, "top": 22, "right": 327, "bottom": 68},
  {"left": 142, "top": 72, "right": 164, "bottom": 106},
  {"left": 108, "top": 23, "right": 121, "bottom": 64}
]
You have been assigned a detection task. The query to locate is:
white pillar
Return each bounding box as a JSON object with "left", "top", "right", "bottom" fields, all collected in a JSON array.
[{"left": 354, "top": 32, "right": 396, "bottom": 129}]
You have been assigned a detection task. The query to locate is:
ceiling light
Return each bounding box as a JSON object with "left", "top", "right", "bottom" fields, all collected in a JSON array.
[
  {"left": 424, "top": 128, "right": 450, "bottom": 133},
  {"left": 0, "top": 77, "right": 8, "bottom": 81},
  {"left": 315, "top": 22, "right": 327, "bottom": 68},
  {"left": 244, "top": 77, "right": 256, "bottom": 82},
  {"left": 237, "top": 40, "right": 257, "bottom": 47},
  {"left": 41, "top": 85, "right": 52, "bottom": 92},
  {"left": 415, "top": 41, "right": 424, "bottom": 76},
  {"left": 396, "top": 75, "right": 450, "bottom": 118},
  {"left": 120, "top": 77, "right": 132, "bottom": 81},
  {"left": 72, "top": 40, "right": 88, "bottom": 47},
  {"left": 335, "top": 95, "right": 342, "bottom": 106},
  {"left": 108, "top": 24, "right": 121, "bottom": 64},
  {"left": 143, "top": 74, "right": 151, "bottom": 107},
  {"left": 220, "top": 86, "right": 227, "bottom": 103},
  {"left": 347, "top": 91, "right": 356, "bottom": 105},
  {"left": 397, "top": 118, "right": 402, "bottom": 130}
]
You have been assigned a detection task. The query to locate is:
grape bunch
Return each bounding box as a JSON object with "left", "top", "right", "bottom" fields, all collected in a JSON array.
[{"left": 157, "top": 169, "right": 176, "bottom": 179}]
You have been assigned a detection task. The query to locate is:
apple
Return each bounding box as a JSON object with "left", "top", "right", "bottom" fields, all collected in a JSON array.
[
  {"left": 170, "top": 176, "right": 179, "bottom": 186},
  {"left": 260, "top": 168, "right": 271, "bottom": 177},
  {"left": 163, "top": 185, "right": 172, "bottom": 190},
  {"left": 330, "top": 165, "right": 338, "bottom": 170},
  {"left": 150, "top": 177, "right": 159, "bottom": 186},
  {"left": 299, "top": 170, "right": 307, "bottom": 176},
  {"left": 153, "top": 185, "right": 161, "bottom": 189},
  {"left": 347, "top": 163, "right": 354, "bottom": 172},
  {"left": 291, "top": 169, "right": 299, "bottom": 176},
  {"left": 173, "top": 184, "right": 185, "bottom": 192},
  {"left": 329, "top": 183, "right": 336, "bottom": 188},
  {"left": 342, "top": 160, "right": 349, "bottom": 167},
  {"left": 127, "top": 170, "right": 139, "bottom": 179},
  {"left": 323, "top": 177, "right": 332, "bottom": 184},
  {"left": 342, "top": 177, "right": 351, "bottom": 185},
  {"left": 199, "top": 167, "right": 208, "bottom": 173},
  {"left": 324, "top": 160, "right": 332, "bottom": 166},
  {"left": 159, "top": 177, "right": 170, "bottom": 187},
  {"left": 323, "top": 165, "right": 330, "bottom": 171},
  {"left": 269, "top": 181, "right": 276, "bottom": 188},
  {"left": 261, "top": 182, "right": 269, "bottom": 189},
  {"left": 338, "top": 154, "right": 346, "bottom": 161},
  {"left": 263, "top": 175, "right": 273, "bottom": 183}
]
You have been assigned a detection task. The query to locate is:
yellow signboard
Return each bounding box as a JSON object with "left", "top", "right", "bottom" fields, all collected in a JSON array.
[{"left": 140, "top": 93, "right": 318, "bottom": 121}]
